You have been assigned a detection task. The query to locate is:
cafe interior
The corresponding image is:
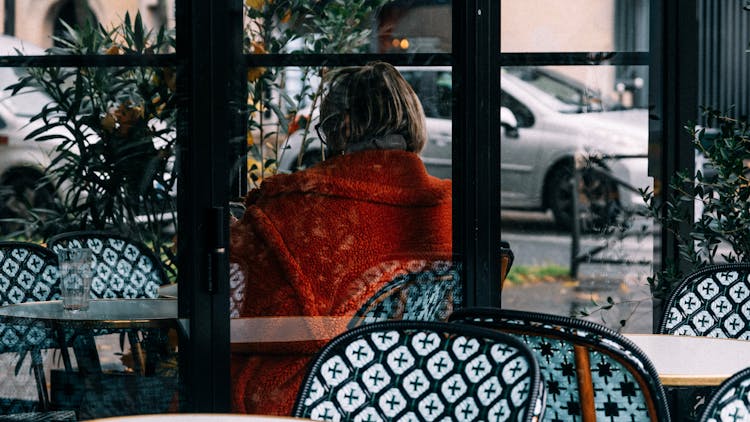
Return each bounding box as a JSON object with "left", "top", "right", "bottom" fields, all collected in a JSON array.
[{"left": 0, "top": 0, "right": 748, "bottom": 421}]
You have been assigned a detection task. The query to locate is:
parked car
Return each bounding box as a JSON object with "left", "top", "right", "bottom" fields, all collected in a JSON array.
[
  {"left": 0, "top": 35, "right": 62, "bottom": 234},
  {"left": 278, "top": 66, "right": 652, "bottom": 230}
]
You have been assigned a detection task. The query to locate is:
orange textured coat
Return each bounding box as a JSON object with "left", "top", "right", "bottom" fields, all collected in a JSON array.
[{"left": 230, "top": 150, "right": 452, "bottom": 415}]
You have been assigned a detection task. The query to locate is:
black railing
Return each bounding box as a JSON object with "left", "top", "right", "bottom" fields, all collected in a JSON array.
[{"left": 569, "top": 153, "right": 652, "bottom": 278}]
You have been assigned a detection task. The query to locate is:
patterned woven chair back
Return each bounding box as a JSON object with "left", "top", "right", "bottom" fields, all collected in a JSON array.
[
  {"left": 699, "top": 366, "right": 750, "bottom": 422},
  {"left": 47, "top": 231, "right": 167, "bottom": 299},
  {"left": 293, "top": 320, "right": 543, "bottom": 422},
  {"left": 450, "top": 307, "right": 671, "bottom": 422},
  {"left": 659, "top": 263, "right": 750, "bottom": 338},
  {"left": 0, "top": 241, "right": 60, "bottom": 352},
  {"left": 348, "top": 261, "right": 462, "bottom": 329}
]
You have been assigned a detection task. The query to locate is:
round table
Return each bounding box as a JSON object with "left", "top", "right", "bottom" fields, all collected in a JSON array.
[
  {"left": 0, "top": 298, "right": 177, "bottom": 329},
  {"left": 625, "top": 333, "right": 750, "bottom": 386}
]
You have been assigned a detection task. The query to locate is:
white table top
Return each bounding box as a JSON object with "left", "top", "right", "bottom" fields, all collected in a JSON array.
[
  {"left": 0, "top": 298, "right": 177, "bottom": 329},
  {"left": 625, "top": 333, "right": 750, "bottom": 386}
]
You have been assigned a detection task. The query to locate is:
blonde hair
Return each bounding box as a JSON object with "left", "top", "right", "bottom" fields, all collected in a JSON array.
[{"left": 318, "top": 62, "right": 427, "bottom": 155}]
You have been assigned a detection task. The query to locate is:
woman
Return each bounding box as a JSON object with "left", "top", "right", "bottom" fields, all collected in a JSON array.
[{"left": 230, "top": 62, "right": 452, "bottom": 415}]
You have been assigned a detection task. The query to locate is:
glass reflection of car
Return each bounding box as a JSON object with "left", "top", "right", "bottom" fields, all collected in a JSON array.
[
  {"left": 0, "top": 35, "right": 177, "bottom": 235},
  {"left": 0, "top": 35, "right": 62, "bottom": 232},
  {"left": 279, "top": 66, "right": 651, "bottom": 230}
]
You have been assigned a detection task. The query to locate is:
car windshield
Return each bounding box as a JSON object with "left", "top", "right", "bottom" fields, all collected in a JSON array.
[{"left": 504, "top": 67, "right": 627, "bottom": 113}]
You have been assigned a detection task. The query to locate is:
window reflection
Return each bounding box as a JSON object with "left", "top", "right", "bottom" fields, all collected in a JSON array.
[
  {"left": 230, "top": 63, "right": 454, "bottom": 415},
  {"left": 501, "top": 0, "right": 648, "bottom": 53},
  {"left": 498, "top": 66, "right": 653, "bottom": 334}
]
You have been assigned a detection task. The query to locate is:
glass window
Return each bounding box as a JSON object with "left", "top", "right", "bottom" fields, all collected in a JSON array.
[
  {"left": 0, "top": 1, "right": 182, "bottom": 418},
  {"left": 501, "top": 0, "right": 648, "bottom": 53},
  {"left": 499, "top": 0, "right": 653, "bottom": 334},
  {"left": 231, "top": 1, "right": 456, "bottom": 416}
]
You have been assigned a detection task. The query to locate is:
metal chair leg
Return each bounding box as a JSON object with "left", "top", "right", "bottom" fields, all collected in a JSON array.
[{"left": 30, "top": 349, "right": 50, "bottom": 411}]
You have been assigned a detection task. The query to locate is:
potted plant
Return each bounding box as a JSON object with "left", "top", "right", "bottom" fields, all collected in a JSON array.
[
  {"left": 644, "top": 108, "right": 750, "bottom": 321},
  {"left": 5, "top": 13, "right": 177, "bottom": 274}
]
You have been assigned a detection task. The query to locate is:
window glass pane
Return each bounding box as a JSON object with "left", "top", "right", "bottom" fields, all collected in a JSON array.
[
  {"left": 498, "top": 65, "right": 654, "bottom": 333},
  {"left": 13, "top": 1, "right": 175, "bottom": 50},
  {"left": 501, "top": 0, "right": 648, "bottom": 53},
  {"left": 0, "top": 68, "right": 180, "bottom": 419},
  {"left": 0, "top": 3, "right": 181, "bottom": 416},
  {"left": 243, "top": 1, "right": 451, "bottom": 54},
  {"left": 231, "top": 62, "right": 456, "bottom": 415}
]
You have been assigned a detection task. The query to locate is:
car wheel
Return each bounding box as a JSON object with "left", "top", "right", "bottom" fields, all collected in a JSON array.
[
  {"left": 547, "top": 162, "right": 620, "bottom": 232},
  {"left": 0, "top": 170, "right": 59, "bottom": 236}
]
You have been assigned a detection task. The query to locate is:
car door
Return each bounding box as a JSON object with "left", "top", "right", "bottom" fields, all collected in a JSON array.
[
  {"left": 499, "top": 89, "right": 547, "bottom": 208},
  {"left": 402, "top": 68, "right": 453, "bottom": 179}
]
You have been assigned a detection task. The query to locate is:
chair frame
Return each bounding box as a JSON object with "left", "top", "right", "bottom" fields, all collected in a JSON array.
[
  {"left": 658, "top": 262, "right": 750, "bottom": 336},
  {"left": 47, "top": 230, "right": 169, "bottom": 376},
  {"left": 293, "top": 320, "right": 544, "bottom": 422},
  {"left": 46, "top": 230, "right": 169, "bottom": 292},
  {"left": 698, "top": 366, "right": 750, "bottom": 422},
  {"left": 348, "top": 261, "right": 461, "bottom": 329},
  {"left": 450, "top": 307, "right": 671, "bottom": 422},
  {"left": 0, "top": 241, "right": 62, "bottom": 411}
]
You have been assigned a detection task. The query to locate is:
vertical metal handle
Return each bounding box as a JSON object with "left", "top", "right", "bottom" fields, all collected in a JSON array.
[{"left": 207, "top": 206, "right": 227, "bottom": 294}]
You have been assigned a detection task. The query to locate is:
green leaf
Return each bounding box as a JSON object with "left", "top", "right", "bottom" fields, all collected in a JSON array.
[{"left": 134, "top": 12, "right": 145, "bottom": 53}]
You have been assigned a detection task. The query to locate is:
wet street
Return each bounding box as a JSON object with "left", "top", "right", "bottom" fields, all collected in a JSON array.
[{"left": 500, "top": 209, "right": 655, "bottom": 334}]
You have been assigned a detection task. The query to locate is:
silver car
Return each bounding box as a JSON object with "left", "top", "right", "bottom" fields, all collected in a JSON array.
[
  {"left": 279, "top": 66, "right": 652, "bottom": 230},
  {"left": 0, "top": 35, "right": 61, "bottom": 233}
]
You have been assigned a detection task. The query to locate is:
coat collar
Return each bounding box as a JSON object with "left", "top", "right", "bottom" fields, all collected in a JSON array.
[{"left": 251, "top": 150, "right": 451, "bottom": 206}]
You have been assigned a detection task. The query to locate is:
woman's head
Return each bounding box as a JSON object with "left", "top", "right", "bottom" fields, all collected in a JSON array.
[{"left": 318, "top": 62, "right": 427, "bottom": 155}]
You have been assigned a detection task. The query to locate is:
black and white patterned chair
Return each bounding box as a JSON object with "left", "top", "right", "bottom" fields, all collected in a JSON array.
[
  {"left": 0, "top": 242, "right": 77, "bottom": 419},
  {"left": 658, "top": 264, "right": 750, "bottom": 420},
  {"left": 699, "top": 366, "right": 750, "bottom": 422},
  {"left": 293, "top": 320, "right": 544, "bottom": 422},
  {"left": 47, "top": 231, "right": 168, "bottom": 300},
  {"left": 47, "top": 231, "right": 169, "bottom": 376},
  {"left": 659, "top": 263, "right": 750, "bottom": 339},
  {"left": 348, "top": 261, "right": 462, "bottom": 329},
  {"left": 450, "top": 308, "right": 671, "bottom": 422}
]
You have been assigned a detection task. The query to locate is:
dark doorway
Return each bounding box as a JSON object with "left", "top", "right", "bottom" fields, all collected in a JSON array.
[{"left": 53, "top": 0, "right": 98, "bottom": 46}]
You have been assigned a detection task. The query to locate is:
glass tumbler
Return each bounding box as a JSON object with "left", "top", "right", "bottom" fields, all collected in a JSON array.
[{"left": 57, "top": 248, "right": 94, "bottom": 311}]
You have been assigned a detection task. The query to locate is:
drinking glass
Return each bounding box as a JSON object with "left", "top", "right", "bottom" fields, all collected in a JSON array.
[{"left": 57, "top": 248, "right": 94, "bottom": 311}]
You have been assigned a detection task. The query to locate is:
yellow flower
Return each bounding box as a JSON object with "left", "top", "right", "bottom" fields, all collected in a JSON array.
[
  {"left": 245, "top": 0, "right": 264, "bottom": 10},
  {"left": 114, "top": 102, "right": 144, "bottom": 136},
  {"left": 105, "top": 45, "right": 121, "bottom": 55},
  {"left": 101, "top": 113, "right": 116, "bottom": 133},
  {"left": 251, "top": 41, "right": 266, "bottom": 54},
  {"left": 246, "top": 131, "right": 254, "bottom": 146},
  {"left": 252, "top": 100, "right": 267, "bottom": 114},
  {"left": 280, "top": 10, "right": 292, "bottom": 23},
  {"left": 247, "top": 67, "right": 267, "bottom": 82}
]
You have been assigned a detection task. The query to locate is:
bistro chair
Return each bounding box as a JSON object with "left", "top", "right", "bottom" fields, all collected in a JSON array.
[
  {"left": 450, "top": 307, "right": 671, "bottom": 422},
  {"left": 347, "top": 261, "right": 462, "bottom": 328},
  {"left": 659, "top": 263, "right": 750, "bottom": 338},
  {"left": 47, "top": 231, "right": 170, "bottom": 375},
  {"left": 46, "top": 231, "right": 168, "bottom": 300},
  {"left": 698, "top": 366, "right": 750, "bottom": 422},
  {"left": 293, "top": 320, "right": 544, "bottom": 422},
  {"left": 0, "top": 241, "right": 77, "bottom": 420},
  {"left": 348, "top": 243, "right": 514, "bottom": 329},
  {"left": 658, "top": 263, "right": 750, "bottom": 420}
]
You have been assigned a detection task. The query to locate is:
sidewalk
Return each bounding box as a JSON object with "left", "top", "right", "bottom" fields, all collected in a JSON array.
[{"left": 502, "top": 269, "right": 655, "bottom": 334}]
